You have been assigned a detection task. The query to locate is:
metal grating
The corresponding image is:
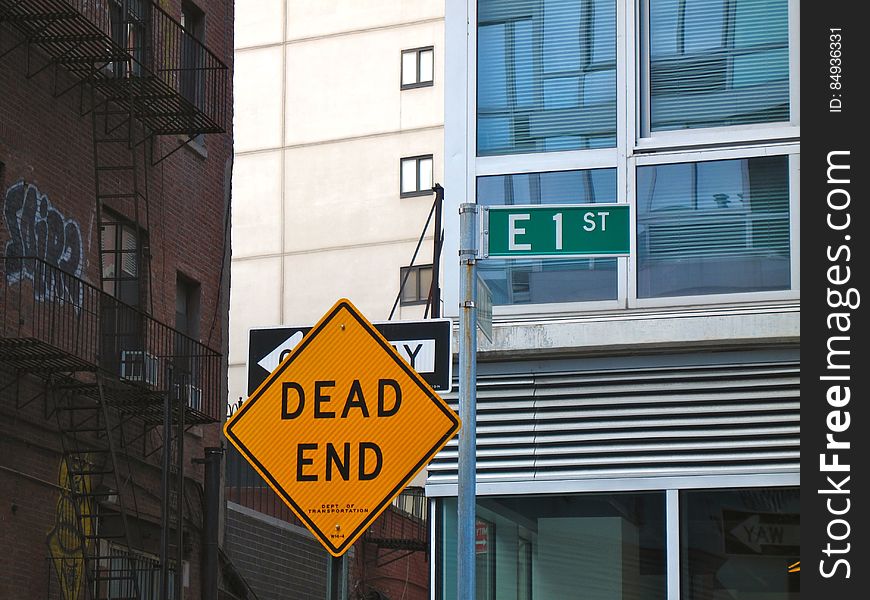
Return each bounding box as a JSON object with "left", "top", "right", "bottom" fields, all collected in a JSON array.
[
  {"left": 427, "top": 357, "right": 799, "bottom": 486},
  {"left": 1, "top": 257, "right": 223, "bottom": 424},
  {"left": 0, "top": 0, "right": 228, "bottom": 135}
]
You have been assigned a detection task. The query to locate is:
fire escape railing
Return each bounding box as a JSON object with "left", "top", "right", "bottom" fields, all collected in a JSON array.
[
  {"left": 363, "top": 487, "right": 428, "bottom": 552},
  {"left": 0, "top": 257, "right": 223, "bottom": 424},
  {"left": 0, "top": 0, "right": 228, "bottom": 135}
]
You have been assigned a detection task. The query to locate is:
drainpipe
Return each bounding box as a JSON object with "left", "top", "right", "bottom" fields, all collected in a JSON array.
[{"left": 196, "top": 446, "right": 224, "bottom": 600}]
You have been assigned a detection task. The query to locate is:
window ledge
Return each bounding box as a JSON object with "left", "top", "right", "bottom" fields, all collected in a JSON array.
[
  {"left": 401, "top": 190, "right": 434, "bottom": 199},
  {"left": 402, "top": 81, "right": 434, "bottom": 90},
  {"left": 456, "top": 303, "right": 800, "bottom": 357},
  {"left": 634, "top": 125, "right": 799, "bottom": 155}
]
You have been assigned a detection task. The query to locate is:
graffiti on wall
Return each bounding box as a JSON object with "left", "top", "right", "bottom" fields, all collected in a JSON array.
[
  {"left": 3, "top": 180, "right": 84, "bottom": 307},
  {"left": 46, "top": 455, "right": 94, "bottom": 600}
]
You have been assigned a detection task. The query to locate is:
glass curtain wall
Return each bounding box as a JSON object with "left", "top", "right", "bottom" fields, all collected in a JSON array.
[{"left": 473, "top": 0, "right": 797, "bottom": 309}]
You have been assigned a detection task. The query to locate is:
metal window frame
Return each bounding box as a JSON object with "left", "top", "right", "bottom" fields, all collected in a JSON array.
[
  {"left": 629, "top": 144, "right": 800, "bottom": 309},
  {"left": 100, "top": 211, "right": 144, "bottom": 303},
  {"left": 634, "top": 0, "right": 801, "bottom": 149},
  {"left": 429, "top": 478, "right": 798, "bottom": 600},
  {"left": 399, "top": 263, "right": 435, "bottom": 306},
  {"left": 400, "top": 154, "right": 435, "bottom": 198},
  {"left": 401, "top": 45, "right": 435, "bottom": 89}
]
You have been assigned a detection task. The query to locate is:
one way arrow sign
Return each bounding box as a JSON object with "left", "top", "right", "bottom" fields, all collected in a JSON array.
[
  {"left": 248, "top": 319, "right": 453, "bottom": 396},
  {"left": 724, "top": 509, "right": 800, "bottom": 556}
]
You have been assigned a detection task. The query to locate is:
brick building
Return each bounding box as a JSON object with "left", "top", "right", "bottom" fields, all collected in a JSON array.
[{"left": 0, "top": 1, "right": 241, "bottom": 598}]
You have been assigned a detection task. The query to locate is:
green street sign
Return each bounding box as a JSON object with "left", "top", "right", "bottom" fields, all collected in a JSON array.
[{"left": 483, "top": 204, "right": 630, "bottom": 259}]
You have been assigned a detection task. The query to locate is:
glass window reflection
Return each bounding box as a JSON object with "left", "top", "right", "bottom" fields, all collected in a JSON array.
[
  {"left": 478, "top": 0, "right": 617, "bottom": 155},
  {"left": 648, "top": 0, "right": 790, "bottom": 131},
  {"left": 681, "top": 488, "right": 799, "bottom": 600},
  {"left": 636, "top": 155, "right": 790, "bottom": 298},
  {"left": 441, "top": 493, "right": 666, "bottom": 600}
]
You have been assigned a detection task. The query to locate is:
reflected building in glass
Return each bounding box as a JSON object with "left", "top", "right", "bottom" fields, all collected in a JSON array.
[{"left": 433, "top": 0, "right": 799, "bottom": 599}]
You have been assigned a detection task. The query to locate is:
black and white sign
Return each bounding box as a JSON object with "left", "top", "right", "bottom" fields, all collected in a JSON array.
[
  {"left": 248, "top": 319, "right": 453, "bottom": 394},
  {"left": 723, "top": 509, "right": 800, "bottom": 556}
]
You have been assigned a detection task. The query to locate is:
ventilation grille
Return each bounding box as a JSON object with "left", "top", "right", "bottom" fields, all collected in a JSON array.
[{"left": 427, "top": 360, "right": 799, "bottom": 485}]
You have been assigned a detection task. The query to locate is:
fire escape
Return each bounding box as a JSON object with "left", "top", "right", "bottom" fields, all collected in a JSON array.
[
  {"left": 361, "top": 487, "right": 428, "bottom": 581},
  {"left": 0, "top": 1, "right": 227, "bottom": 598}
]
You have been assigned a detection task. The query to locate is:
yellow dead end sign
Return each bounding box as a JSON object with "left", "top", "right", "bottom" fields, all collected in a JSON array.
[{"left": 224, "top": 299, "right": 461, "bottom": 556}]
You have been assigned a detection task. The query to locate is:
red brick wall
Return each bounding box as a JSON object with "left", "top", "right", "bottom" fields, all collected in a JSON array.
[{"left": 1, "top": 0, "right": 233, "bottom": 598}]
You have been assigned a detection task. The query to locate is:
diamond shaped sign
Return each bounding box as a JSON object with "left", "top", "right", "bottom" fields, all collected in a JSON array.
[{"left": 224, "top": 299, "right": 461, "bottom": 556}]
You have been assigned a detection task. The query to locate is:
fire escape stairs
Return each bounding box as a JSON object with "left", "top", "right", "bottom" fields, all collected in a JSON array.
[
  {"left": 52, "top": 373, "right": 145, "bottom": 599},
  {"left": 1, "top": 2, "right": 228, "bottom": 598}
]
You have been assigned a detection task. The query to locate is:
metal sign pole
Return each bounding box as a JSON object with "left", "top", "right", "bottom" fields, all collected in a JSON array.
[
  {"left": 328, "top": 555, "right": 343, "bottom": 600},
  {"left": 457, "top": 203, "right": 478, "bottom": 600}
]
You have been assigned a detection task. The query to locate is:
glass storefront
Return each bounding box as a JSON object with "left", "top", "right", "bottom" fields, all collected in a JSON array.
[
  {"left": 437, "top": 488, "right": 799, "bottom": 600},
  {"left": 440, "top": 493, "right": 667, "bottom": 600}
]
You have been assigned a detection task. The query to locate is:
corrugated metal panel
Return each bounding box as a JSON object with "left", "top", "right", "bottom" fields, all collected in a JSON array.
[{"left": 427, "top": 358, "right": 799, "bottom": 485}]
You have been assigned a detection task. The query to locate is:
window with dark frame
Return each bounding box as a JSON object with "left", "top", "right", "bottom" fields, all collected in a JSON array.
[
  {"left": 181, "top": 0, "right": 206, "bottom": 147},
  {"left": 175, "top": 274, "right": 202, "bottom": 408},
  {"left": 110, "top": 0, "right": 150, "bottom": 78},
  {"left": 400, "top": 155, "right": 434, "bottom": 197},
  {"left": 100, "top": 215, "right": 144, "bottom": 308},
  {"left": 399, "top": 264, "right": 434, "bottom": 306},
  {"left": 175, "top": 274, "right": 201, "bottom": 339},
  {"left": 401, "top": 46, "right": 434, "bottom": 89},
  {"left": 99, "top": 213, "right": 147, "bottom": 381}
]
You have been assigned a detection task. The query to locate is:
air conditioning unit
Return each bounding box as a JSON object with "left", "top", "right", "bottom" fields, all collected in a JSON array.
[
  {"left": 175, "top": 383, "right": 203, "bottom": 411},
  {"left": 119, "top": 351, "right": 158, "bottom": 386}
]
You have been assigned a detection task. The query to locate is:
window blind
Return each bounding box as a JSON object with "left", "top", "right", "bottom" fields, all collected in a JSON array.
[
  {"left": 648, "top": 0, "right": 790, "bottom": 131},
  {"left": 636, "top": 155, "right": 791, "bottom": 298},
  {"left": 478, "top": 0, "right": 617, "bottom": 155}
]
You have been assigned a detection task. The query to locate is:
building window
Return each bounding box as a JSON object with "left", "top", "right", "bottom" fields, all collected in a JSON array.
[
  {"left": 175, "top": 274, "right": 201, "bottom": 339},
  {"left": 644, "top": 0, "right": 791, "bottom": 133},
  {"left": 400, "top": 264, "right": 433, "bottom": 306},
  {"left": 475, "top": 518, "right": 496, "bottom": 600},
  {"left": 636, "top": 154, "right": 791, "bottom": 298},
  {"left": 401, "top": 46, "right": 435, "bottom": 89},
  {"left": 109, "top": 0, "right": 149, "bottom": 77},
  {"left": 400, "top": 155, "right": 434, "bottom": 197},
  {"left": 181, "top": 1, "right": 206, "bottom": 109},
  {"left": 477, "top": 0, "right": 617, "bottom": 156},
  {"left": 681, "top": 487, "right": 799, "bottom": 600},
  {"left": 101, "top": 217, "right": 143, "bottom": 307},
  {"left": 477, "top": 168, "right": 619, "bottom": 306},
  {"left": 175, "top": 274, "right": 201, "bottom": 406},
  {"left": 464, "top": 0, "right": 799, "bottom": 311}
]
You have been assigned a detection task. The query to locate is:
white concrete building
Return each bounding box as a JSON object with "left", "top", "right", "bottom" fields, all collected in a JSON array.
[
  {"left": 230, "top": 0, "right": 447, "bottom": 409},
  {"left": 227, "top": 3, "right": 448, "bottom": 597}
]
